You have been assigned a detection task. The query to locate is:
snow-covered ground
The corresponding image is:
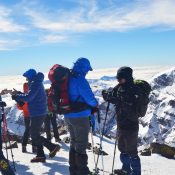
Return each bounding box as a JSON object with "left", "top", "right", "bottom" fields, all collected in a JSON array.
[
  {"left": 3, "top": 135, "right": 175, "bottom": 175},
  {"left": 1, "top": 65, "right": 175, "bottom": 175}
]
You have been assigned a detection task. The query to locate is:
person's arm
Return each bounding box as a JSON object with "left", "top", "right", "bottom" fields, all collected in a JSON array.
[
  {"left": 78, "top": 77, "right": 98, "bottom": 107},
  {"left": 14, "top": 83, "right": 39, "bottom": 102},
  {"left": 102, "top": 85, "right": 119, "bottom": 104}
]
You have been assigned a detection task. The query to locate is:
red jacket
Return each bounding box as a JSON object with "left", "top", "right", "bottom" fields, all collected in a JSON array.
[{"left": 17, "top": 83, "right": 29, "bottom": 117}]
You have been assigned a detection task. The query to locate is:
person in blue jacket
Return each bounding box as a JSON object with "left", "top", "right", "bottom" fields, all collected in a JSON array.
[
  {"left": 64, "top": 58, "right": 98, "bottom": 175},
  {"left": 12, "top": 69, "right": 60, "bottom": 163}
]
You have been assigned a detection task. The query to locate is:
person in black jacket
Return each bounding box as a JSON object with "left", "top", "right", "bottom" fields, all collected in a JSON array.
[{"left": 102, "top": 67, "right": 141, "bottom": 175}]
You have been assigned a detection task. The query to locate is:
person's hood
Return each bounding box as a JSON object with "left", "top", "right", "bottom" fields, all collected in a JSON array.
[
  {"left": 23, "top": 69, "right": 37, "bottom": 82},
  {"left": 34, "top": 72, "right": 45, "bottom": 82},
  {"left": 72, "top": 57, "right": 93, "bottom": 76}
]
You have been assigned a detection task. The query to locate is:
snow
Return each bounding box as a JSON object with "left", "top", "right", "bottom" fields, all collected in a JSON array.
[
  {"left": 3, "top": 135, "right": 175, "bottom": 175},
  {"left": 1, "top": 65, "right": 175, "bottom": 175}
]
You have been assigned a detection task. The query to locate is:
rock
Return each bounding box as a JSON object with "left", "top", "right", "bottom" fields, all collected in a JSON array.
[
  {"left": 151, "top": 142, "right": 175, "bottom": 159},
  {"left": 169, "top": 100, "right": 175, "bottom": 107},
  {"left": 140, "top": 148, "right": 151, "bottom": 156}
]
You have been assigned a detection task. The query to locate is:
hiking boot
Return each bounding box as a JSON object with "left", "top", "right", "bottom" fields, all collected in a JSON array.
[
  {"left": 22, "top": 146, "right": 27, "bottom": 153},
  {"left": 32, "top": 146, "right": 37, "bottom": 153},
  {"left": 75, "top": 153, "right": 90, "bottom": 175},
  {"left": 31, "top": 156, "right": 46, "bottom": 163},
  {"left": 114, "top": 169, "right": 128, "bottom": 175},
  {"left": 69, "top": 148, "right": 77, "bottom": 175},
  {"left": 49, "top": 145, "right": 60, "bottom": 158},
  {"left": 55, "top": 138, "right": 61, "bottom": 143}
]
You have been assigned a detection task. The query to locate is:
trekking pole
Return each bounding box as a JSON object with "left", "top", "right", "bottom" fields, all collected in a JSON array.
[
  {"left": 97, "top": 110, "right": 104, "bottom": 175},
  {"left": 0, "top": 100, "right": 9, "bottom": 163},
  {"left": 1, "top": 99, "right": 16, "bottom": 172},
  {"left": 111, "top": 129, "right": 118, "bottom": 175},
  {"left": 94, "top": 102, "right": 110, "bottom": 174},
  {"left": 89, "top": 117, "right": 96, "bottom": 168},
  {"left": 3, "top": 115, "right": 16, "bottom": 172}
]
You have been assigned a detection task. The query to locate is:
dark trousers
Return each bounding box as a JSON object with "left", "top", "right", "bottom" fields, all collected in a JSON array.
[
  {"left": 22, "top": 117, "right": 33, "bottom": 146},
  {"left": 65, "top": 117, "right": 90, "bottom": 175},
  {"left": 118, "top": 129, "right": 138, "bottom": 156},
  {"left": 31, "top": 116, "right": 55, "bottom": 157},
  {"left": 118, "top": 129, "right": 141, "bottom": 175},
  {"left": 65, "top": 117, "right": 90, "bottom": 154},
  {"left": 44, "top": 113, "right": 59, "bottom": 140}
]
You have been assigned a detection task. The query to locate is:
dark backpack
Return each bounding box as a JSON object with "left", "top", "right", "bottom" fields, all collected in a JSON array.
[
  {"left": 48, "top": 64, "right": 90, "bottom": 114},
  {"left": 134, "top": 80, "right": 152, "bottom": 117}
]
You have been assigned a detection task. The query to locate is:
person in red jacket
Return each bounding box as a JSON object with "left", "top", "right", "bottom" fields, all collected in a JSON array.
[
  {"left": 17, "top": 82, "right": 36, "bottom": 153},
  {"left": 44, "top": 89, "right": 61, "bottom": 143}
]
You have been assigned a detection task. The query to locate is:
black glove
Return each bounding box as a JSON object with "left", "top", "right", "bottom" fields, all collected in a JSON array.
[
  {"left": 102, "top": 90, "right": 109, "bottom": 101},
  {"left": 12, "top": 95, "right": 17, "bottom": 100}
]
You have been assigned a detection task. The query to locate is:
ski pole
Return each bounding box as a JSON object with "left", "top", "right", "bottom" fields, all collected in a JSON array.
[
  {"left": 1, "top": 100, "right": 16, "bottom": 172},
  {"left": 4, "top": 116, "right": 16, "bottom": 172},
  {"left": 95, "top": 102, "right": 110, "bottom": 173},
  {"left": 1, "top": 107, "right": 9, "bottom": 163},
  {"left": 97, "top": 110, "right": 104, "bottom": 175},
  {"left": 89, "top": 117, "right": 96, "bottom": 169},
  {"left": 111, "top": 129, "right": 118, "bottom": 174}
]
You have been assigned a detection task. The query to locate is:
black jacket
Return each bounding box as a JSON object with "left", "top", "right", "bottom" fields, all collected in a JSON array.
[{"left": 110, "top": 82, "right": 139, "bottom": 131}]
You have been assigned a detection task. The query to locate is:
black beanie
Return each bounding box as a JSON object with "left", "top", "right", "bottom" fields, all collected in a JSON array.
[{"left": 116, "top": 67, "right": 133, "bottom": 80}]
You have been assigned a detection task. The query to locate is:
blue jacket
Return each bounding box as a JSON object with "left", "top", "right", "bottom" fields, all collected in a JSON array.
[
  {"left": 65, "top": 58, "right": 98, "bottom": 118},
  {"left": 15, "top": 73, "right": 47, "bottom": 117}
]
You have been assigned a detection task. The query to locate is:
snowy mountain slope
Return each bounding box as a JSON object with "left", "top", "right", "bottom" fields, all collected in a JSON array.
[
  {"left": 1, "top": 66, "right": 175, "bottom": 175},
  {"left": 3, "top": 135, "right": 175, "bottom": 175},
  {"left": 139, "top": 68, "right": 175, "bottom": 147}
]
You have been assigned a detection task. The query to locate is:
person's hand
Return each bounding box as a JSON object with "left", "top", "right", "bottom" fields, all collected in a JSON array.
[
  {"left": 11, "top": 89, "right": 23, "bottom": 96},
  {"left": 91, "top": 106, "right": 99, "bottom": 114},
  {"left": 11, "top": 94, "right": 17, "bottom": 100},
  {"left": 102, "top": 90, "right": 109, "bottom": 101}
]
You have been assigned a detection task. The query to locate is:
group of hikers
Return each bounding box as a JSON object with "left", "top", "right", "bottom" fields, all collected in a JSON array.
[{"left": 0, "top": 57, "right": 151, "bottom": 175}]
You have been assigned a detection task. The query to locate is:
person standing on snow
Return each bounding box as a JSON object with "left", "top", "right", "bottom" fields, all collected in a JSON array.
[
  {"left": 102, "top": 67, "right": 142, "bottom": 175},
  {"left": 64, "top": 58, "right": 98, "bottom": 175},
  {"left": 44, "top": 89, "right": 61, "bottom": 143},
  {"left": 17, "top": 82, "right": 36, "bottom": 153},
  {"left": 12, "top": 69, "right": 60, "bottom": 163}
]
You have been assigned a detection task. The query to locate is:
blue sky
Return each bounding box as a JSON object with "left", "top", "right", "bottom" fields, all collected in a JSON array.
[{"left": 0, "top": 0, "right": 175, "bottom": 75}]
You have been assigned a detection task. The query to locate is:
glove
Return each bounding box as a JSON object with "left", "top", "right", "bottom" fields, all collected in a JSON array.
[
  {"left": 91, "top": 107, "right": 99, "bottom": 114},
  {"left": 12, "top": 95, "right": 17, "bottom": 100},
  {"left": 102, "top": 90, "right": 109, "bottom": 101}
]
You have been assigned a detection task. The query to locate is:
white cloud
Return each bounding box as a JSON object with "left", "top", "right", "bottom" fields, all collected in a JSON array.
[
  {"left": 0, "top": 6, "right": 26, "bottom": 33},
  {"left": 41, "top": 34, "right": 68, "bottom": 43},
  {"left": 25, "top": 0, "right": 175, "bottom": 33},
  {"left": 0, "top": 39, "right": 22, "bottom": 50}
]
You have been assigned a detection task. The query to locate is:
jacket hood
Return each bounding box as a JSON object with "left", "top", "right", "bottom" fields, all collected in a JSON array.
[
  {"left": 23, "top": 69, "right": 37, "bottom": 82},
  {"left": 72, "top": 57, "right": 92, "bottom": 76},
  {"left": 34, "top": 72, "right": 45, "bottom": 82}
]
